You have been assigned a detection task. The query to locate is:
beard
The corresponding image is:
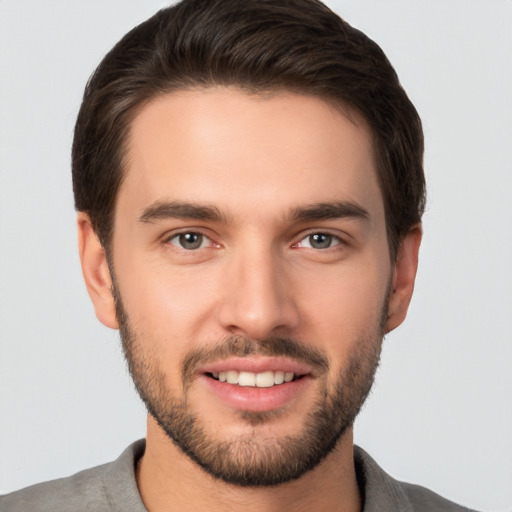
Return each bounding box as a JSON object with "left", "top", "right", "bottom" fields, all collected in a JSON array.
[{"left": 113, "top": 283, "right": 386, "bottom": 487}]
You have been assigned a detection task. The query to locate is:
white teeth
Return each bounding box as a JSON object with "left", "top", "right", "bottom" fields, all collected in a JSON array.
[
  {"left": 238, "top": 371, "right": 256, "bottom": 387},
  {"left": 255, "top": 371, "right": 274, "bottom": 388},
  {"left": 226, "top": 370, "right": 238, "bottom": 384},
  {"left": 214, "top": 370, "right": 296, "bottom": 387},
  {"left": 274, "top": 371, "right": 285, "bottom": 385}
]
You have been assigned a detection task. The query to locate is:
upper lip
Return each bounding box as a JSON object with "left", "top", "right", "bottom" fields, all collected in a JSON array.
[{"left": 197, "top": 356, "right": 314, "bottom": 377}]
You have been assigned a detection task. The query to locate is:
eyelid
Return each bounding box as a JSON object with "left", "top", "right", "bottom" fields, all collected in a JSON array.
[
  {"left": 292, "top": 229, "right": 347, "bottom": 248},
  {"left": 169, "top": 233, "right": 209, "bottom": 249},
  {"left": 162, "top": 228, "right": 220, "bottom": 249},
  {"left": 297, "top": 234, "right": 341, "bottom": 249}
]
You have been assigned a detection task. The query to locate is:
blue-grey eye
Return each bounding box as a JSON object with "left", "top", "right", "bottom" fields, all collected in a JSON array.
[
  {"left": 309, "top": 233, "right": 332, "bottom": 249},
  {"left": 171, "top": 232, "right": 205, "bottom": 250},
  {"left": 298, "top": 233, "right": 340, "bottom": 249}
]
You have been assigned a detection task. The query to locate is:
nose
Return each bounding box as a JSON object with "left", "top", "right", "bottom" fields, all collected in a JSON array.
[{"left": 217, "top": 245, "right": 300, "bottom": 339}]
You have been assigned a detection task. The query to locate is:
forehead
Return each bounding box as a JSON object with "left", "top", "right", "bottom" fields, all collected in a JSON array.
[{"left": 120, "top": 87, "right": 383, "bottom": 225}]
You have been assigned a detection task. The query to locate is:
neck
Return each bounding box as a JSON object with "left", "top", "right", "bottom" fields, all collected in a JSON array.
[{"left": 136, "top": 416, "right": 361, "bottom": 512}]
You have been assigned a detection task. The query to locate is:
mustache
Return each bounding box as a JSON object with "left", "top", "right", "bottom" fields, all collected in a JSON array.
[{"left": 182, "top": 336, "right": 329, "bottom": 384}]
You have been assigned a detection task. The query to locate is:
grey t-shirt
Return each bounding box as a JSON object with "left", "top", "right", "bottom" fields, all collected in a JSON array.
[{"left": 0, "top": 440, "right": 477, "bottom": 511}]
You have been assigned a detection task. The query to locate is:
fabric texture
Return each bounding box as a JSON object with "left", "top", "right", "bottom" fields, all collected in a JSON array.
[{"left": 0, "top": 440, "right": 477, "bottom": 511}]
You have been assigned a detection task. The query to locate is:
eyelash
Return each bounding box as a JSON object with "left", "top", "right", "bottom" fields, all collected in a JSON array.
[
  {"left": 164, "top": 230, "right": 345, "bottom": 252},
  {"left": 293, "top": 232, "right": 343, "bottom": 250},
  {"left": 165, "top": 231, "right": 217, "bottom": 250}
]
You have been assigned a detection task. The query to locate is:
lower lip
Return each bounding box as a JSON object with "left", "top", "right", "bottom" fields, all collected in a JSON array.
[{"left": 199, "top": 374, "right": 312, "bottom": 412}]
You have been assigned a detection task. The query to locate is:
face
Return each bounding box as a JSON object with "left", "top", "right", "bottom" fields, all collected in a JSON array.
[{"left": 82, "top": 88, "right": 412, "bottom": 486}]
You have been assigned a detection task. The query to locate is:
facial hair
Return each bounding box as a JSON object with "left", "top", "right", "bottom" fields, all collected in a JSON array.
[{"left": 113, "top": 282, "right": 386, "bottom": 487}]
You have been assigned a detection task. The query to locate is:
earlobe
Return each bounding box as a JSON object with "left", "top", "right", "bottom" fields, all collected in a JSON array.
[
  {"left": 385, "top": 224, "right": 422, "bottom": 333},
  {"left": 77, "top": 213, "right": 119, "bottom": 329}
]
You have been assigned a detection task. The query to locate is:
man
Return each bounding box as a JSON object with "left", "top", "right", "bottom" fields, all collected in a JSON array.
[{"left": 0, "top": 0, "right": 478, "bottom": 510}]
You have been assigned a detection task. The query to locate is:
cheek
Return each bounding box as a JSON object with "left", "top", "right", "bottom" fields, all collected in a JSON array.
[
  {"left": 115, "top": 255, "right": 222, "bottom": 354},
  {"left": 295, "top": 260, "right": 390, "bottom": 352}
]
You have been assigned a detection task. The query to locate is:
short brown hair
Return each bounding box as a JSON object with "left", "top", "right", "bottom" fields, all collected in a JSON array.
[{"left": 72, "top": 0, "right": 425, "bottom": 259}]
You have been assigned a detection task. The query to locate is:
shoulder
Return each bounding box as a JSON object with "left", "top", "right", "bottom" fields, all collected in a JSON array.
[
  {"left": 0, "top": 440, "right": 146, "bottom": 512},
  {"left": 354, "top": 446, "right": 478, "bottom": 512},
  {"left": 0, "top": 463, "right": 109, "bottom": 512},
  {"left": 400, "top": 481, "right": 476, "bottom": 512}
]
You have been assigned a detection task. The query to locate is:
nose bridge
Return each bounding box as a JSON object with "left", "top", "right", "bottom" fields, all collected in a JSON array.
[{"left": 218, "top": 239, "right": 299, "bottom": 338}]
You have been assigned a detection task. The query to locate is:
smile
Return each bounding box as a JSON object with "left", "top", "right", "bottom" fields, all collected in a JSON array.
[
  {"left": 198, "top": 357, "right": 314, "bottom": 411},
  {"left": 208, "top": 370, "right": 298, "bottom": 387}
]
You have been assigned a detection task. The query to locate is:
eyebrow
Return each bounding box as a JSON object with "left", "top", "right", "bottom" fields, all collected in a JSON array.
[
  {"left": 290, "top": 201, "right": 369, "bottom": 223},
  {"left": 138, "top": 200, "right": 226, "bottom": 223},
  {"left": 138, "top": 199, "right": 369, "bottom": 225}
]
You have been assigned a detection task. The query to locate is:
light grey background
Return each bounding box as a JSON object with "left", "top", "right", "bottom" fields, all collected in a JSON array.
[{"left": 1, "top": 1, "right": 511, "bottom": 510}]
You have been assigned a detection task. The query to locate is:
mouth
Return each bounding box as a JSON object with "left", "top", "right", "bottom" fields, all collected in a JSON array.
[
  {"left": 207, "top": 370, "right": 303, "bottom": 388},
  {"left": 197, "top": 357, "right": 314, "bottom": 412}
]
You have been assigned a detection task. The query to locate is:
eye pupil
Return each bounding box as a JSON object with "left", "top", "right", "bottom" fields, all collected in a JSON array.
[
  {"left": 310, "top": 233, "right": 331, "bottom": 249},
  {"left": 179, "top": 233, "right": 202, "bottom": 249}
]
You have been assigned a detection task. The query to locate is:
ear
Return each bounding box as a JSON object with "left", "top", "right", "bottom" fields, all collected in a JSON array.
[
  {"left": 385, "top": 224, "right": 422, "bottom": 333},
  {"left": 77, "top": 213, "right": 119, "bottom": 329}
]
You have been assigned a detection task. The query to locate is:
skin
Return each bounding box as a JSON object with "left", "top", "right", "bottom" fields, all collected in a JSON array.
[{"left": 78, "top": 88, "right": 421, "bottom": 512}]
